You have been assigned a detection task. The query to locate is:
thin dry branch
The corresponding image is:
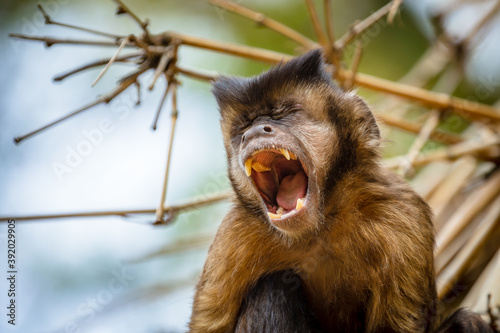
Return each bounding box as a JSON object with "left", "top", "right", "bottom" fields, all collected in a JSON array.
[
  {"left": 155, "top": 83, "right": 179, "bottom": 224},
  {"left": 92, "top": 35, "right": 132, "bottom": 86},
  {"left": 335, "top": 1, "right": 395, "bottom": 50},
  {"left": 11, "top": 31, "right": 499, "bottom": 122},
  {"left": 305, "top": 0, "right": 327, "bottom": 46},
  {"left": 14, "top": 65, "right": 149, "bottom": 144},
  {"left": 323, "top": 0, "right": 336, "bottom": 46},
  {"left": 175, "top": 66, "right": 219, "bottom": 82},
  {"left": 344, "top": 40, "right": 363, "bottom": 90},
  {"left": 0, "top": 191, "right": 231, "bottom": 223},
  {"left": 112, "top": 0, "right": 151, "bottom": 40},
  {"left": 460, "top": 0, "right": 500, "bottom": 49},
  {"left": 37, "top": 4, "right": 123, "bottom": 40},
  {"left": 149, "top": 48, "right": 172, "bottom": 91},
  {"left": 163, "top": 31, "right": 291, "bottom": 64},
  {"left": 384, "top": 135, "right": 500, "bottom": 169},
  {"left": 398, "top": 110, "right": 441, "bottom": 176},
  {"left": 342, "top": 69, "right": 500, "bottom": 121},
  {"left": 9, "top": 33, "right": 125, "bottom": 47},
  {"left": 387, "top": 0, "right": 403, "bottom": 24},
  {"left": 208, "top": 0, "right": 317, "bottom": 49},
  {"left": 53, "top": 52, "right": 143, "bottom": 82},
  {"left": 376, "top": 112, "right": 462, "bottom": 144},
  {"left": 151, "top": 76, "right": 173, "bottom": 131}
]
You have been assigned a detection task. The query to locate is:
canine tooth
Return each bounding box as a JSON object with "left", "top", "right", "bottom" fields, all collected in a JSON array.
[
  {"left": 295, "top": 198, "right": 304, "bottom": 210},
  {"left": 268, "top": 212, "right": 281, "bottom": 219},
  {"left": 280, "top": 149, "right": 290, "bottom": 160},
  {"left": 252, "top": 161, "right": 271, "bottom": 172},
  {"left": 245, "top": 158, "right": 253, "bottom": 176}
]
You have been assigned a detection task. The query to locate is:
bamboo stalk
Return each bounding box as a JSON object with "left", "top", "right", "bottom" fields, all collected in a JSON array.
[
  {"left": 435, "top": 170, "right": 500, "bottom": 256},
  {"left": 460, "top": 248, "right": 500, "bottom": 313},
  {"left": 427, "top": 156, "right": 477, "bottom": 227},
  {"left": 437, "top": 195, "right": 500, "bottom": 299}
]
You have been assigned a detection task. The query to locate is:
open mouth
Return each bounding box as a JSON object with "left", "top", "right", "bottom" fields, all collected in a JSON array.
[{"left": 244, "top": 147, "right": 308, "bottom": 220}]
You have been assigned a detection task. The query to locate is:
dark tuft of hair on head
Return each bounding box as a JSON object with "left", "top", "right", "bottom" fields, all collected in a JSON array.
[{"left": 212, "top": 49, "right": 334, "bottom": 110}]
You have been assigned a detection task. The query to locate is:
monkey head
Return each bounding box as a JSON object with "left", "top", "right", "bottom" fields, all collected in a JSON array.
[{"left": 212, "top": 50, "right": 381, "bottom": 237}]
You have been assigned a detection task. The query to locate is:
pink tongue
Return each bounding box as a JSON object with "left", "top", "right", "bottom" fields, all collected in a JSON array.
[{"left": 276, "top": 171, "right": 307, "bottom": 211}]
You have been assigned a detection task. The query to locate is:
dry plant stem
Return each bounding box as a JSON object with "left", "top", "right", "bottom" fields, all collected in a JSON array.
[
  {"left": 304, "top": 0, "right": 327, "bottom": 46},
  {"left": 375, "top": 112, "right": 462, "bottom": 144},
  {"left": 54, "top": 52, "right": 143, "bottom": 82},
  {"left": 487, "top": 294, "right": 500, "bottom": 333},
  {"left": 398, "top": 110, "right": 441, "bottom": 176},
  {"left": 384, "top": 135, "right": 500, "bottom": 169},
  {"left": 461, "top": 0, "right": 500, "bottom": 48},
  {"left": 14, "top": 66, "right": 148, "bottom": 144},
  {"left": 461, "top": 248, "right": 500, "bottom": 314},
  {"left": 10, "top": 32, "right": 499, "bottom": 121},
  {"left": 387, "top": 0, "right": 403, "bottom": 24},
  {"left": 341, "top": 69, "right": 500, "bottom": 121},
  {"left": 154, "top": 84, "right": 179, "bottom": 224},
  {"left": 175, "top": 66, "right": 219, "bottom": 82},
  {"left": 149, "top": 48, "right": 171, "bottom": 90},
  {"left": 323, "top": 0, "right": 336, "bottom": 46},
  {"left": 436, "top": 195, "right": 500, "bottom": 299},
  {"left": 435, "top": 170, "right": 500, "bottom": 256},
  {"left": 164, "top": 31, "right": 291, "bottom": 64},
  {"left": 344, "top": 40, "right": 363, "bottom": 90},
  {"left": 37, "top": 4, "right": 123, "bottom": 40},
  {"left": 112, "top": 0, "right": 150, "bottom": 40},
  {"left": 208, "top": 0, "right": 317, "bottom": 49},
  {"left": 427, "top": 156, "right": 477, "bottom": 226},
  {"left": 8, "top": 33, "right": 126, "bottom": 47},
  {"left": 151, "top": 77, "right": 173, "bottom": 131},
  {"left": 92, "top": 35, "right": 131, "bottom": 87},
  {"left": 398, "top": 41, "right": 452, "bottom": 86},
  {"left": 0, "top": 191, "right": 231, "bottom": 223},
  {"left": 335, "top": 1, "right": 395, "bottom": 50}
]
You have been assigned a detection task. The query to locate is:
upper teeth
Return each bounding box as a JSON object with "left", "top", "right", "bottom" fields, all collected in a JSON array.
[
  {"left": 280, "top": 149, "right": 290, "bottom": 160},
  {"left": 244, "top": 148, "right": 296, "bottom": 176}
]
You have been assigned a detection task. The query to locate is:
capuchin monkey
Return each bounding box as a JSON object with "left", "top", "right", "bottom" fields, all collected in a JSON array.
[{"left": 188, "top": 50, "right": 492, "bottom": 333}]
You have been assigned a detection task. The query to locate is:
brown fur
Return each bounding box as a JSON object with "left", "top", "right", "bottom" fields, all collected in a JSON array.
[{"left": 188, "top": 50, "right": 488, "bottom": 333}]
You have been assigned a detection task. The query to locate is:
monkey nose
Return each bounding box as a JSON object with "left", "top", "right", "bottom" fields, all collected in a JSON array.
[{"left": 241, "top": 124, "right": 275, "bottom": 144}]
